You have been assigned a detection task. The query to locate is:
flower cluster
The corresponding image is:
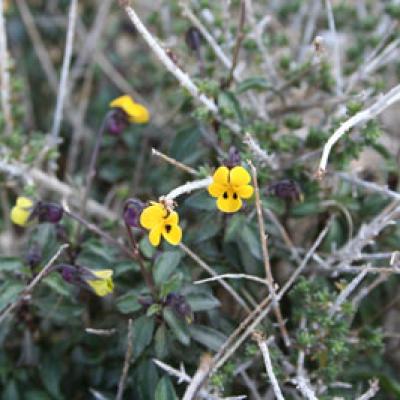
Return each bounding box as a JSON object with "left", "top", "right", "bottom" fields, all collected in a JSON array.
[
  {"left": 208, "top": 166, "right": 254, "bottom": 213},
  {"left": 140, "top": 201, "right": 182, "bottom": 247},
  {"left": 57, "top": 264, "right": 114, "bottom": 297}
]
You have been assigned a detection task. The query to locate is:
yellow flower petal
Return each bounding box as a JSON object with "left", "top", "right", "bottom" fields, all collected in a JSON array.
[
  {"left": 16, "top": 197, "right": 33, "bottom": 208},
  {"left": 164, "top": 211, "right": 179, "bottom": 225},
  {"left": 126, "top": 103, "right": 150, "bottom": 124},
  {"left": 230, "top": 166, "right": 251, "bottom": 186},
  {"left": 10, "top": 197, "right": 34, "bottom": 227},
  {"left": 86, "top": 269, "right": 114, "bottom": 297},
  {"left": 109, "top": 95, "right": 150, "bottom": 124},
  {"left": 149, "top": 224, "right": 163, "bottom": 246},
  {"left": 216, "top": 191, "right": 242, "bottom": 213},
  {"left": 10, "top": 207, "right": 31, "bottom": 227},
  {"left": 212, "top": 166, "right": 230, "bottom": 185},
  {"left": 208, "top": 182, "right": 226, "bottom": 198},
  {"left": 162, "top": 223, "right": 182, "bottom": 245},
  {"left": 140, "top": 203, "right": 166, "bottom": 229},
  {"left": 236, "top": 184, "right": 254, "bottom": 199}
]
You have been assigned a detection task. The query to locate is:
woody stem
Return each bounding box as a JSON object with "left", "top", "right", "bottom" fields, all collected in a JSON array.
[{"left": 124, "top": 222, "right": 157, "bottom": 297}]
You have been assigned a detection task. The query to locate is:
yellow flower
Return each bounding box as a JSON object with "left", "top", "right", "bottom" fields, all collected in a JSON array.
[
  {"left": 85, "top": 269, "right": 114, "bottom": 297},
  {"left": 109, "top": 95, "right": 150, "bottom": 124},
  {"left": 140, "top": 202, "right": 182, "bottom": 247},
  {"left": 10, "top": 197, "right": 34, "bottom": 227},
  {"left": 208, "top": 166, "right": 254, "bottom": 213}
]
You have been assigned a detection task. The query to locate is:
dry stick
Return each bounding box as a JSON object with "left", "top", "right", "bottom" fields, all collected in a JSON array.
[
  {"left": 69, "top": 0, "right": 113, "bottom": 89},
  {"left": 356, "top": 379, "right": 380, "bottom": 400},
  {"left": 85, "top": 328, "right": 116, "bottom": 336},
  {"left": 225, "top": 0, "right": 246, "bottom": 88},
  {"left": 195, "top": 274, "right": 269, "bottom": 286},
  {"left": 182, "top": 354, "right": 213, "bottom": 400},
  {"left": 249, "top": 160, "right": 291, "bottom": 348},
  {"left": 179, "top": 243, "right": 251, "bottom": 314},
  {"left": 15, "top": 0, "right": 58, "bottom": 90},
  {"left": 253, "top": 334, "right": 285, "bottom": 400},
  {"left": 211, "top": 219, "right": 332, "bottom": 378},
  {"left": 122, "top": 4, "right": 217, "bottom": 114},
  {"left": 0, "top": 244, "right": 69, "bottom": 325},
  {"left": 50, "top": 0, "right": 78, "bottom": 143},
  {"left": 244, "top": 132, "right": 279, "bottom": 171},
  {"left": 317, "top": 83, "right": 400, "bottom": 176},
  {"left": 189, "top": 220, "right": 332, "bottom": 397},
  {"left": 328, "top": 268, "right": 368, "bottom": 317},
  {"left": 0, "top": 0, "right": 12, "bottom": 135},
  {"left": 296, "top": 319, "right": 318, "bottom": 400},
  {"left": 151, "top": 148, "right": 198, "bottom": 176},
  {"left": 165, "top": 177, "right": 212, "bottom": 201},
  {"left": 336, "top": 172, "right": 400, "bottom": 201},
  {"left": 116, "top": 319, "right": 133, "bottom": 400},
  {"left": 324, "top": 0, "right": 342, "bottom": 95}
]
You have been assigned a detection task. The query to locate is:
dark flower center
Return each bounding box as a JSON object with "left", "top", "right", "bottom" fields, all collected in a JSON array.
[
  {"left": 233, "top": 192, "right": 238, "bottom": 200},
  {"left": 223, "top": 192, "right": 228, "bottom": 199},
  {"left": 165, "top": 224, "right": 172, "bottom": 233}
]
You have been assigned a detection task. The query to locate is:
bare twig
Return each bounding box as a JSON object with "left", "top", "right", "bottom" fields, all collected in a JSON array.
[
  {"left": 324, "top": 0, "right": 342, "bottom": 95},
  {"left": 0, "top": 0, "right": 12, "bottom": 135},
  {"left": 328, "top": 269, "right": 368, "bottom": 317},
  {"left": 355, "top": 379, "right": 379, "bottom": 400},
  {"left": 116, "top": 319, "right": 133, "bottom": 400},
  {"left": 85, "top": 328, "right": 116, "bottom": 336},
  {"left": 195, "top": 274, "right": 269, "bottom": 286},
  {"left": 317, "top": 83, "right": 400, "bottom": 176},
  {"left": 244, "top": 133, "right": 279, "bottom": 170},
  {"left": 152, "top": 148, "right": 197, "bottom": 176},
  {"left": 165, "top": 177, "right": 212, "bottom": 200},
  {"left": 179, "top": 243, "right": 251, "bottom": 313},
  {"left": 182, "top": 354, "right": 213, "bottom": 400},
  {"left": 0, "top": 244, "right": 69, "bottom": 325},
  {"left": 253, "top": 333, "right": 285, "bottom": 400},
  {"left": 249, "top": 160, "right": 291, "bottom": 347},
  {"left": 225, "top": 0, "right": 246, "bottom": 88},
  {"left": 50, "top": 0, "right": 78, "bottom": 142}
]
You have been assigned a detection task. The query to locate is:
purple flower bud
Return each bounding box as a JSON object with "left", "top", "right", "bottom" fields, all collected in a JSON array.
[
  {"left": 26, "top": 245, "right": 42, "bottom": 268},
  {"left": 266, "top": 180, "right": 303, "bottom": 202},
  {"left": 185, "top": 27, "right": 202, "bottom": 52},
  {"left": 37, "top": 202, "right": 64, "bottom": 224},
  {"left": 57, "top": 264, "right": 79, "bottom": 283},
  {"left": 165, "top": 292, "right": 193, "bottom": 323},
  {"left": 225, "top": 146, "right": 242, "bottom": 168},
  {"left": 138, "top": 296, "right": 154, "bottom": 310},
  {"left": 123, "top": 198, "right": 145, "bottom": 228},
  {"left": 106, "top": 108, "right": 129, "bottom": 135}
]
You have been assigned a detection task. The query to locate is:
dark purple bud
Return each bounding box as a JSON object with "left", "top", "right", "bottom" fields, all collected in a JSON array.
[
  {"left": 37, "top": 202, "right": 64, "bottom": 224},
  {"left": 123, "top": 198, "right": 145, "bottom": 228},
  {"left": 224, "top": 146, "right": 242, "bottom": 168},
  {"left": 106, "top": 108, "right": 129, "bottom": 135},
  {"left": 138, "top": 296, "right": 154, "bottom": 310},
  {"left": 185, "top": 27, "right": 202, "bottom": 51},
  {"left": 26, "top": 245, "right": 42, "bottom": 268},
  {"left": 266, "top": 180, "right": 303, "bottom": 202},
  {"left": 57, "top": 264, "right": 79, "bottom": 283},
  {"left": 165, "top": 292, "right": 193, "bottom": 323}
]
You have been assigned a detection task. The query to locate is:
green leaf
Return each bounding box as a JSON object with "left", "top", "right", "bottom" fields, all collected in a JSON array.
[
  {"left": 189, "top": 324, "right": 227, "bottom": 352},
  {"left": 186, "top": 290, "right": 220, "bottom": 312},
  {"left": 0, "top": 281, "right": 24, "bottom": 310},
  {"left": 184, "top": 191, "right": 216, "bottom": 211},
  {"left": 290, "top": 201, "right": 322, "bottom": 217},
  {"left": 160, "top": 273, "right": 183, "bottom": 298},
  {"left": 132, "top": 315, "right": 155, "bottom": 358},
  {"left": 238, "top": 224, "right": 262, "bottom": 260},
  {"left": 236, "top": 77, "right": 270, "bottom": 93},
  {"left": 43, "top": 274, "right": 70, "bottom": 297},
  {"left": 0, "top": 257, "right": 23, "bottom": 272},
  {"left": 40, "top": 355, "right": 63, "bottom": 399},
  {"left": 153, "top": 251, "right": 182, "bottom": 286},
  {"left": 155, "top": 324, "right": 169, "bottom": 359},
  {"left": 224, "top": 214, "right": 246, "bottom": 242},
  {"left": 163, "top": 308, "right": 190, "bottom": 346},
  {"left": 116, "top": 291, "right": 141, "bottom": 314},
  {"left": 218, "top": 91, "right": 243, "bottom": 123},
  {"left": 155, "top": 376, "right": 178, "bottom": 400}
]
